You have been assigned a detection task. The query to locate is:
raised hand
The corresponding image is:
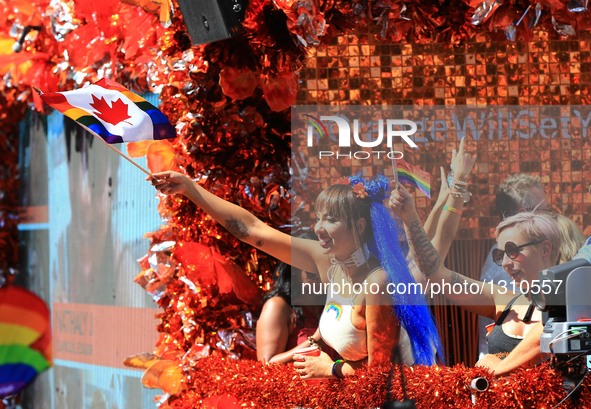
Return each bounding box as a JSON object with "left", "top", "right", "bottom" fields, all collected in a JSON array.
[
  {"left": 450, "top": 137, "right": 477, "bottom": 181},
  {"left": 147, "top": 171, "right": 193, "bottom": 196},
  {"left": 389, "top": 183, "right": 419, "bottom": 224}
]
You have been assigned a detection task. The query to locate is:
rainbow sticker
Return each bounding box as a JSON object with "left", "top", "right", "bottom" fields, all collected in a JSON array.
[
  {"left": 304, "top": 114, "right": 328, "bottom": 144},
  {"left": 324, "top": 301, "right": 342, "bottom": 320}
]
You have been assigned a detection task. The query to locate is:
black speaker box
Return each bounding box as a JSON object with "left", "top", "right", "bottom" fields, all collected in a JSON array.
[{"left": 177, "top": 0, "right": 247, "bottom": 45}]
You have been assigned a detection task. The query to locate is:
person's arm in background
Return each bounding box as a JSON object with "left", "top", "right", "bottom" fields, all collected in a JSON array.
[
  {"left": 476, "top": 322, "right": 544, "bottom": 375},
  {"left": 390, "top": 184, "right": 498, "bottom": 319},
  {"left": 269, "top": 328, "right": 324, "bottom": 364},
  {"left": 430, "top": 137, "right": 476, "bottom": 261},
  {"left": 422, "top": 166, "right": 450, "bottom": 240},
  {"left": 406, "top": 138, "right": 476, "bottom": 284},
  {"left": 256, "top": 297, "right": 292, "bottom": 363}
]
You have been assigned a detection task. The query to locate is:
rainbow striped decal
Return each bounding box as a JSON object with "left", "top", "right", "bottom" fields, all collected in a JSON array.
[
  {"left": 304, "top": 114, "right": 328, "bottom": 143},
  {"left": 0, "top": 345, "right": 50, "bottom": 397},
  {"left": 40, "top": 78, "right": 176, "bottom": 144},
  {"left": 396, "top": 159, "right": 431, "bottom": 198},
  {"left": 324, "top": 301, "right": 343, "bottom": 320}
]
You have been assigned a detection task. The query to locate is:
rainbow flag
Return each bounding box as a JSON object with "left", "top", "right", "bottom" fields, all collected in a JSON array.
[
  {"left": 39, "top": 78, "right": 176, "bottom": 144},
  {"left": 396, "top": 159, "right": 431, "bottom": 198},
  {"left": 0, "top": 285, "right": 51, "bottom": 398}
]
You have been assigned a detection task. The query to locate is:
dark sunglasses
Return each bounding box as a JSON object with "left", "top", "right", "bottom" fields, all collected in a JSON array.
[{"left": 492, "top": 240, "right": 544, "bottom": 266}]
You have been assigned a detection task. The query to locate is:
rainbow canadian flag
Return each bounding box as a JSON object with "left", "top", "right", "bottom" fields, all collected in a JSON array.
[{"left": 39, "top": 78, "right": 176, "bottom": 144}]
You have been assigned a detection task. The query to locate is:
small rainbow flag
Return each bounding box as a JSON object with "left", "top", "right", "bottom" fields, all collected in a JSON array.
[
  {"left": 39, "top": 78, "right": 176, "bottom": 144},
  {"left": 396, "top": 159, "right": 431, "bottom": 198}
]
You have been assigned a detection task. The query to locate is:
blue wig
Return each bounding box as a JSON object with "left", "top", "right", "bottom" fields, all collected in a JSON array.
[{"left": 348, "top": 174, "right": 444, "bottom": 365}]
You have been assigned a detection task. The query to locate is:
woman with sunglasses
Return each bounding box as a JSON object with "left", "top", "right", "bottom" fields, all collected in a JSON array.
[{"left": 390, "top": 186, "right": 562, "bottom": 375}]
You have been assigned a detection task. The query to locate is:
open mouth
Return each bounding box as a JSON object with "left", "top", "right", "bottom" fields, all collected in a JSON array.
[
  {"left": 316, "top": 233, "right": 333, "bottom": 249},
  {"left": 509, "top": 271, "right": 523, "bottom": 282}
]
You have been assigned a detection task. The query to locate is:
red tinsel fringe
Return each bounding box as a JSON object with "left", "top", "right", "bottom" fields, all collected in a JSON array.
[{"left": 156, "top": 357, "right": 591, "bottom": 409}]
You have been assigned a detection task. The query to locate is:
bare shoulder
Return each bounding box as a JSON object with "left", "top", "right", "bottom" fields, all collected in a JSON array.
[
  {"left": 365, "top": 267, "right": 388, "bottom": 285},
  {"left": 260, "top": 296, "right": 292, "bottom": 318},
  {"left": 492, "top": 291, "right": 521, "bottom": 313},
  {"left": 364, "top": 268, "right": 392, "bottom": 306}
]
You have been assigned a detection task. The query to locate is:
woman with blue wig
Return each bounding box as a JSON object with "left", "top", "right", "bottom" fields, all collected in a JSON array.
[{"left": 149, "top": 170, "right": 443, "bottom": 378}]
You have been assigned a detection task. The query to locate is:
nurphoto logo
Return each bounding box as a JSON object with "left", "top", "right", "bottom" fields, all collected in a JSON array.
[{"left": 304, "top": 114, "right": 418, "bottom": 160}]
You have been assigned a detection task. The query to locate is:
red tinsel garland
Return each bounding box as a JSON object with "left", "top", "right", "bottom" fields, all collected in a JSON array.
[
  {"left": 3, "top": 0, "right": 591, "bottom": 408},
  {"left": 1, "top": 0, "right": 590, "bottom": 102},
  {"left": 155, "top": 357, "right": 591, "bottom": 409},
  {"left": 130, "top": 2, "right": 591, "bottom": 407}
]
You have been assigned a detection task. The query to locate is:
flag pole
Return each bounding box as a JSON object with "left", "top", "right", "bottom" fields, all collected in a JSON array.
[
  {"left": 65, "top": 118, "right": 154, "bottom": 177},
  {"left": 88, "top": 128, "right": 153, "bottom": 177},
  {"left": 97, "top": 137, "right": 153, "bottom": 177},
  {"left": 390, "top": 146, "right": 398, "bottom": 188},
  {"left": 33, "top": 87, "right": 153, "bottom": 177}
]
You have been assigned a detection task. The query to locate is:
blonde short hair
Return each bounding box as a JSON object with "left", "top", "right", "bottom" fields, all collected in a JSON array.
[{"left": 495, "top": 211, "right": 561, "bottom": 264}]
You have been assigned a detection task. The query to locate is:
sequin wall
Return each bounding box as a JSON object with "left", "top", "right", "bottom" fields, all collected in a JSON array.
[{"left": 297, "top": 31, "right": 591, "bottom": 240}]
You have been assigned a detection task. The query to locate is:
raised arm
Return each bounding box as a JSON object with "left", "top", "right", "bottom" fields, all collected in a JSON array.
[
  {"left": 149, "top": 171, "right": 320, "bottom": 275},
  {"left": 390, "top": 184, "right": 497, "bottom": 318},
  {"left": 430, "top": 137, "right": 477, "bottom": 261},
  {"left": 422, "top": 166, "right": 450, "bottom": 240}
]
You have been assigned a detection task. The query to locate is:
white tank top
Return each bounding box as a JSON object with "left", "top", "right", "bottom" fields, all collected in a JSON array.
[
  {"left": 318, "top": 265, "right": 416, "bottom": 364},
  {"left": 318, "top": 265, "right": 384, "bottom": 362},
  {"left": 319, "top": 292, "right": 368, "bottom": 361}
]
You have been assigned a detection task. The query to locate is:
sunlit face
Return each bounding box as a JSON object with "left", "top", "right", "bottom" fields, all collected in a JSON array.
[
  {"left": 496, "top": 226, "right": 551, "bottom": 284},
  {"left": 314, "top": 211, "right": 358, "bottom": 258}
]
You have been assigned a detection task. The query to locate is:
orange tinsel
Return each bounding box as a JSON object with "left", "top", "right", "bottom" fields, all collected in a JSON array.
[{"left": 154, "top": 356, "right": 590, "bottom": 409}]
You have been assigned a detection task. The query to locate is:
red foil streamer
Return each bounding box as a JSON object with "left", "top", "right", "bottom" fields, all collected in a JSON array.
[{"left": 154, "top": 357, "right": 590, "bottom": 409}]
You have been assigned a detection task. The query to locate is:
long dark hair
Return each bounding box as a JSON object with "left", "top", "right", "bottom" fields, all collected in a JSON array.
[{"left": 263, "top": 261, "right": 304, "bottom": 324}]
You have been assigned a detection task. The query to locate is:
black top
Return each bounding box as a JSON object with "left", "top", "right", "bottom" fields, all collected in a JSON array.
[{"left": 487, "top": 294, "right": 535, "bottom": 356}]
